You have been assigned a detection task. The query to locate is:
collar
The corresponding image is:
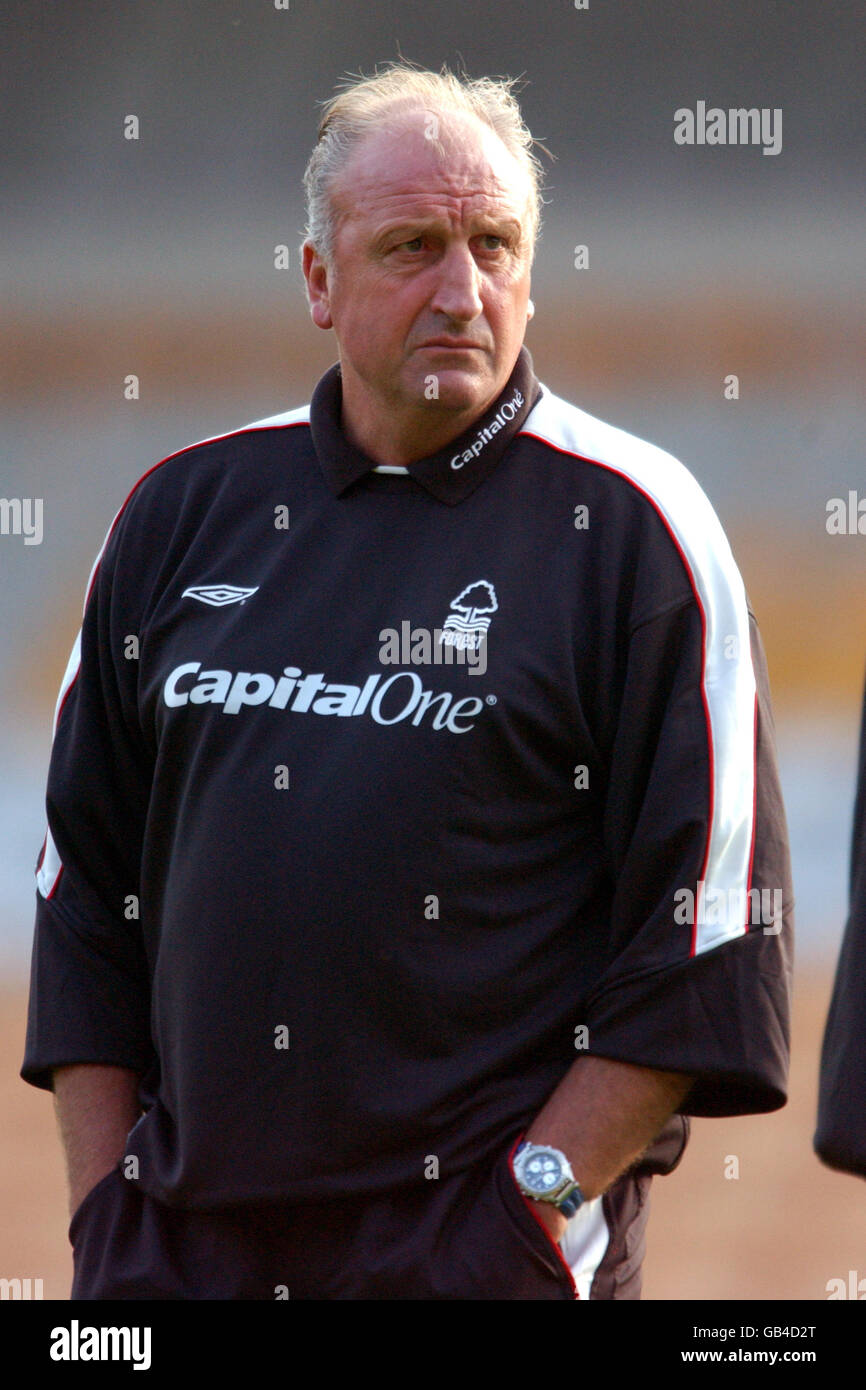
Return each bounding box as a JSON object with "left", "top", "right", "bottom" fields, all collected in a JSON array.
[{"left": 309, "top": 345, "right": 542, "bottom": 506}]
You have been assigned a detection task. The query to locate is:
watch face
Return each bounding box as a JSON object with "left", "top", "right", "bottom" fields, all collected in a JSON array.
[{"left": 521, "top": 1148, "right": 564, "bottom": 1196}]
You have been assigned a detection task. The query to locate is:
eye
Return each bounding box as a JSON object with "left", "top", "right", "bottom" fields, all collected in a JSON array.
[
  {"left": 397, "top": 236, "right": 425, "bottom": 253},
  {"left": 474, "top": 233, "right": 511, "bottom": 254}
]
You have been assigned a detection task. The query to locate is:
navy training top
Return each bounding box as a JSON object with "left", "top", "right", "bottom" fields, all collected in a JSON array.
[{"left": 23, "top": 346, "right": 793, "bottom": 1207}]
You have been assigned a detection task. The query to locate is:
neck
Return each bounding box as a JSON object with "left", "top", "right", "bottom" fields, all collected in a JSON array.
[{"left": 338, "top": 378, "right": 502, "bottom": 468}]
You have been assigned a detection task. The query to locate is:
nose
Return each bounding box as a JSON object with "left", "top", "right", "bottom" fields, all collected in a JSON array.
[{"left": 428, "top": 241, "right": 484, "bottom": 323}]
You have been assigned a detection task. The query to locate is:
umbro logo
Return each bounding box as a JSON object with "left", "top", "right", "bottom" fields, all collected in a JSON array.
[{"left": 182, "top": 585, "right": 259, "bottom": 607}]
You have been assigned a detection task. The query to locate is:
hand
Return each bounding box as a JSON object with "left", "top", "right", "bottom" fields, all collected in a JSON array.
[{"left": 531, "top": 1200, "right": 569, "bottom": 1246}]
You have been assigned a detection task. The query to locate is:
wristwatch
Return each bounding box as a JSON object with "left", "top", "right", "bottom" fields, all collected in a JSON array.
[{"left": 512, "top": 1141, "right": 585, "bottom": 1218}]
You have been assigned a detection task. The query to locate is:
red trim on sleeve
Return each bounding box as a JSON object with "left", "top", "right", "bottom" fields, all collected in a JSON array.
[{"left": 742, "top": 690, "right": 760, "bottom": 934}]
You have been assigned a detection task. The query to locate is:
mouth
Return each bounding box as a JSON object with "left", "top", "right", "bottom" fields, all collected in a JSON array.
[{"left": 418, "top": 340, "right": 485, "bottom": 351}]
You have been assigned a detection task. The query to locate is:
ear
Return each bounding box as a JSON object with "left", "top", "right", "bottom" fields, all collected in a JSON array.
[{"left": 302, "top": 241, "right": 333, "bottom": 330}]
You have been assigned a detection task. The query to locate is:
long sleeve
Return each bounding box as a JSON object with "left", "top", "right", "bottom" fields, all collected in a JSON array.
[{"left": 21, "top": 513, "right": 155, "bottom": 1091}]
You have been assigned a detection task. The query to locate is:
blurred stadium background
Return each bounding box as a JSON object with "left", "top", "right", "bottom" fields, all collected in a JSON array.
[{"left": 3, "top": 0, "right": 865, "bottom": 1298}]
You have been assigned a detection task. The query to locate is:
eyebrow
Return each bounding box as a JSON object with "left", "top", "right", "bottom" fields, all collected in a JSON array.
[{"left": 375, "top": 215, "right": 524, "bottom": 247}]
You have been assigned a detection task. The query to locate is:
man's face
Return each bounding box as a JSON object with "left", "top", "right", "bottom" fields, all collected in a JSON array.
[{"left": 304, "top": 107, "right": 534, "bottom": 429}]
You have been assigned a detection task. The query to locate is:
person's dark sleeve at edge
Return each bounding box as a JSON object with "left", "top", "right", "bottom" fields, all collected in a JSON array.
[{"left": 815, "top": 671, "right": 866, "bottom": 1177}]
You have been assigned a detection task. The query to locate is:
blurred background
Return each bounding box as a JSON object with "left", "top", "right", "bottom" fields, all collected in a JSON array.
[{"left": 2, "top": 0, "right": 865, "bottom": 1299}]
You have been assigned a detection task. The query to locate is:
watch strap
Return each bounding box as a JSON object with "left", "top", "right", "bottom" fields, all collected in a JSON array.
[{"left": 556, "top": 1183, "right": 585, "bottom": 1218}]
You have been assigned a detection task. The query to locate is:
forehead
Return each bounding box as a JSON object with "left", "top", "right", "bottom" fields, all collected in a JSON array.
[{"left": 331, "top": 107, "right": 532, "bottom": 232}]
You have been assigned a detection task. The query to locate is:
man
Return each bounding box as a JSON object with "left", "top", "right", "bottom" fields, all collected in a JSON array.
[
  {"left": 815, "top": 676, "right": 866, "bottom": 1178},
  {"left": 22, "top": 62, "right": 793, "bottom": 1300}
]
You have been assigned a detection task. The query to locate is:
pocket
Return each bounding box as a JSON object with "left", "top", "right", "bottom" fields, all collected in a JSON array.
[
  {"left": 494, "top": 1144, "right": 578, "bottom": 1297},
  {"left": 442, "top": 1145, "right": 577, "bottom": 1300},
  {"left": 68, "top": 1164, "right": 123, "bottom": 1245}
]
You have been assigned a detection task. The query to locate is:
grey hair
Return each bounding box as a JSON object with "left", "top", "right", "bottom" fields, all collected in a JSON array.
[{"left": 302, "top": 61, "right": 549, "bottom": 266}]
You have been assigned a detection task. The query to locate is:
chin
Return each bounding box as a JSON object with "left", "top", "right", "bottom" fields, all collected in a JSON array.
[{"left": 417, "top": 367, "right": 489, "bottom": 414}]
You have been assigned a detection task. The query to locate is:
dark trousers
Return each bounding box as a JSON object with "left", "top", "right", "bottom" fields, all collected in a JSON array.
[{"left": 69, "top": 1147, "right": 651, "bottom": 1301}]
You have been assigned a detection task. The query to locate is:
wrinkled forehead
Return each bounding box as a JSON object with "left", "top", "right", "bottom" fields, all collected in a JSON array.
[{"left": 330, "top": 106, "right": 534, "bottom": 235}]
